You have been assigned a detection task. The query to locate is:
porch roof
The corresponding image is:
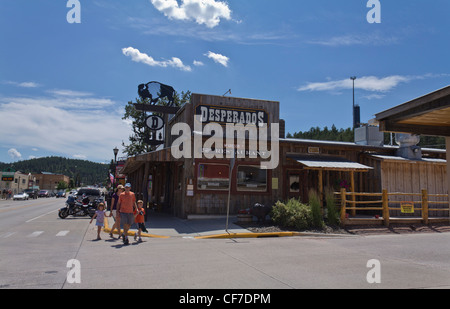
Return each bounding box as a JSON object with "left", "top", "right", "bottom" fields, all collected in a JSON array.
[{"left": 287, "top": 155, "right": 373, "bottom": 172}]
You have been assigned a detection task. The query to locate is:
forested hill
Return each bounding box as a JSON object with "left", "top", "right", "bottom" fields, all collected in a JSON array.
[
  {"left": 287, "top": 125, "right": 354, "bottom": 142},
  {"left": 0, "top": 156, "right": 109, "bottom": 185},
  {"left": 287, "top": 125, "right": 446, "bottom": 149}
]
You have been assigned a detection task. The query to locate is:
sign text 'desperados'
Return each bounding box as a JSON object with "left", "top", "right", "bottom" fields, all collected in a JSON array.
[{"left": 196, "top": 105, "right": 268, "bottom": 127}]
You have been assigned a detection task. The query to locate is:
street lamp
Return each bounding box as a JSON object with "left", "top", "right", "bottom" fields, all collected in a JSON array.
[
  {"left": 350, "top": 76, "right": 357, "bottom": 129},
  {"left": 113, "top": 147, "right": 119, "bottom": 163}
]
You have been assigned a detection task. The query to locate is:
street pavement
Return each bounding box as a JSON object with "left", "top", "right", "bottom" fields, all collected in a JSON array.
[{"left": 1, "top": 198, "right": 450, "bottom": 290}]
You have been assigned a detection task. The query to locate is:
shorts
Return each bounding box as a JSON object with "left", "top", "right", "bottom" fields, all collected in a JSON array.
[
  {"left": 120, "top": 213, "right": 134, "bottom": 225},
  {"left": 138, "top": 223, "right": 148, "bottom": 233},
  {"left": 96, "top": 221, "right": 104, "bottom": 227}
]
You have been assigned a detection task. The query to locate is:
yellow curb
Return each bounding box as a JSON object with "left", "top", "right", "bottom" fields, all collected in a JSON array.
[
  {"left": 194, "top": 232, "right": 303, "bottom": 239},
  {"left": 103, "top": 216, "right": 170, "bottom": 239}
]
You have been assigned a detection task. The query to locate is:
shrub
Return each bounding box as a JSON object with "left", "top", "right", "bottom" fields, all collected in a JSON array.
[
  {"left": 308, "top": 189, "right": 324, "bottom": 229},
  {"left": 272, "top": 198, "right": 312, "bottom": 230},
  {"left": 325, "top": 187, "right": 340, "bottom": 226}
]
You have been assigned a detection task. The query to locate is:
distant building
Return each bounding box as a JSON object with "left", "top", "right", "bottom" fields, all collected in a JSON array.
[
  {"left": 32, "top": 172, "right": 70, "bottom": 192},
  {"left": 0, "top": 171, "right": 32, "bottom": 195}
]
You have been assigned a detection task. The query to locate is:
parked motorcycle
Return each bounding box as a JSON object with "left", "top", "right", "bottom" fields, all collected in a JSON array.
[{"left": 58, "top": 194, "right": 99, "bottom": 219}]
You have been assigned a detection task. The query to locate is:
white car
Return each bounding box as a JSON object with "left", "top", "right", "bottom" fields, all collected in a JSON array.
[{"left": 13, "top": 192, "right": 29, "bottom": 200}]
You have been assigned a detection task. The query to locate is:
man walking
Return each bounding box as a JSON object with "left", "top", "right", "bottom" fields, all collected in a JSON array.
[{"left": 117, "top": 183, "right": 137, "bottom": 245}]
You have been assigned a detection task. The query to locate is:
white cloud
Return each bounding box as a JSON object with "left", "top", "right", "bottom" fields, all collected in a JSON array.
[
  {"left": 204, "top": 51, "right": 229, "bottom": 67},
  {"left": 298, "top": 75, "right": 420, "bottom": 93},
  {"left": 0, "top": 91, "right": 131, "bottom": 163},
  {"left": 122, "top": 46, "right": 192, "bottom": 72},
  {"left": 193, "top": 60, "right": 204, "bottom": 66},
  {"left": 47, "top": 89, "right": 93, "bottom": 97},
  {"left": 307, "top": 33, "right": 399, "bottom": 47},
  {"left": 150, "top": 0, "right": 231, "bottom": 28},
  {"left": 4, "top": 81, "right": 40, "bottom": 88},
  {"left": 8, "top": 148, "right": 22, "bottom": 160},
  {"left": 73, "top": 154, "right": 87, "bottom": 160}
]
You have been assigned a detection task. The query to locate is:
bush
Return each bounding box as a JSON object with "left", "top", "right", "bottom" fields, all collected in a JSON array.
[
  {"left": 325, "top": 187, "right": 340, "bottom": 226},
  {"left": 309, "top": 189, "right": 324, "bottom": 229},
  {"left": 272, "top": 198, "right": 312, "bottom": 230}
]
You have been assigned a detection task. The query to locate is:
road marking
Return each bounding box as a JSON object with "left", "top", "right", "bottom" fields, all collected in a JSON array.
[
  {"left": 1, "top": 232, "right": 16, "bottom": 238},
  {"left": 26, "top": 209, "right": 58, "bottom": 223},
  {"left": 56, "top": 230, "right": 70, "bottom": 237},
  {"left": 28, "top": 231, "right": 44, "bottom": 237}
]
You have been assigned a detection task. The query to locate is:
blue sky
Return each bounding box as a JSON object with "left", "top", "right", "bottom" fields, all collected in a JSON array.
[{"left": 1, "top": 0, "right": 449, "bottom": 164}]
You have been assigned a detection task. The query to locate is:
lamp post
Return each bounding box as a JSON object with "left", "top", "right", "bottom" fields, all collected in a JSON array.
[
  {"left": 350, "top": 76, "right": 357, "bottom": 129},
  {"left": 113, "top": 147, "right": 119, "bottom": 164},
  {"left": 112, "top": 147, "right": 119, "bottom": 188}
]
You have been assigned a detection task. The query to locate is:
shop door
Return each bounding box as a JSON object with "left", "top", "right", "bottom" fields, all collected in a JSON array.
[{"left": 287, "top": 170, "right": 308, "bottom": 203}]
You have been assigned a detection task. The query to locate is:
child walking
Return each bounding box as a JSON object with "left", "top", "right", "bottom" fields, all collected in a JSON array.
[
  {"left": 133, "top": 200, "right": 148, "bottom": 242},
  {"left": 90, "top": 202, "right": 106, "bottom": 240}
]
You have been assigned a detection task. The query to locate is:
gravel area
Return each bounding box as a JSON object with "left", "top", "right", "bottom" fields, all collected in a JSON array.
[{"left": 235, "top": 220, "right": 450, "bottom": 236}]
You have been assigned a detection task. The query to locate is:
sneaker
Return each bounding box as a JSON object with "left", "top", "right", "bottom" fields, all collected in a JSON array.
[
  {"left": 138, "top": 237, "right": 142, "bottom": 242},
  {"left": 134, "top": 234, "right": 137, "bottom": 241},
  {"left": 124, "top": 237, "right": 129, "bottom": 245}
]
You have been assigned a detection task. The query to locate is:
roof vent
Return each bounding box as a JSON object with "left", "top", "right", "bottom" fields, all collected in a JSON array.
[
  {"left": 395, "top": 133, "right": 422, "bottom": 160},
  {"left": 355, "top": 125, "right": 384, "bottom": 146}
]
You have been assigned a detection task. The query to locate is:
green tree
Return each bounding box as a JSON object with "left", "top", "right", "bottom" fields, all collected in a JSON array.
[
  {"left": 122, "top": 90, "right": 191, "bottom": 157},
  {"left": 57, "top": 181, "right": 68, "bottom": 191}
]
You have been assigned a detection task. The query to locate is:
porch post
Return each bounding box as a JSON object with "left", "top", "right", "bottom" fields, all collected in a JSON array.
[{"left": 446, "top": 137, "right": 450, "bottom": 223}]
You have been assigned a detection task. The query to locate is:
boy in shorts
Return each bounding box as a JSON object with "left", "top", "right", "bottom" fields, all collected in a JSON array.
[{"left": 134, "top": 200, "right": 148, "bottom": 242}]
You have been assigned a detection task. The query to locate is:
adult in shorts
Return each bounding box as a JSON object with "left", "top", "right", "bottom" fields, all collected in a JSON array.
[
  {"left": 117, "top": 183, "right": 137, "bottom": 245},
  {"left": 109, "top": 185, "right": 124, "bottom": 238}
]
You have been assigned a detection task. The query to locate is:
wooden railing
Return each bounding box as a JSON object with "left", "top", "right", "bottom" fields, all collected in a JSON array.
[{"left": 337, "top": 189, "right": 449, "bottom": 226}]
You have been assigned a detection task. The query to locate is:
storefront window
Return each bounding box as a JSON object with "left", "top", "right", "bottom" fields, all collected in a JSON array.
[
  {"left": 197, "top": 163, "right": 230, "bottom": 191},
  {"left": 237, "top": 165, "right": 267, "bottom": 192},
  {"left": 289, "top": 175, "right": 300, "bottom": 192}
]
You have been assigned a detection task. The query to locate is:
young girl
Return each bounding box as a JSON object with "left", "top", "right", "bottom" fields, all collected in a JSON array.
[{"left": 90, "top": 202, "right": 106, "bottom": 240}]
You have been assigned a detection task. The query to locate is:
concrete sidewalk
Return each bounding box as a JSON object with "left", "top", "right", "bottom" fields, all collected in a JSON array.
[{"left": 104, "top": 212, "right": 272, "bottom": 239}]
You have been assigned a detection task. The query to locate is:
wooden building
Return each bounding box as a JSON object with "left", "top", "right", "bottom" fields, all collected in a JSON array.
[
  {"left": 376, "top": 85, "right": 450, "bottom": 219},
  {"left": 122, "top": 93, "right": 447, "bottom": 219}
]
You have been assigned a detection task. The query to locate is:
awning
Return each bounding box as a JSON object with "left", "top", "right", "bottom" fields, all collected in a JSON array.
[{"left": 288, "top": 155, "right": 373, "bottom": 172}]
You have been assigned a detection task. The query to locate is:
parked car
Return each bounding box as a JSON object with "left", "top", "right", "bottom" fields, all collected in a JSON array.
[
  {"left": 24, "top": 189, "right": 38, "bottom": 199},
  {"left": 76, "top": 187, "right": 103, "bottom": 203},
  {"left": 13, "top": 192, "right": 29, "bottom": 200},
  {"left": 56, "top": 191, "right": 66, "bottom": 198},
  {"left": 38, "top": 190, "right": 50, "bottom": 198}
]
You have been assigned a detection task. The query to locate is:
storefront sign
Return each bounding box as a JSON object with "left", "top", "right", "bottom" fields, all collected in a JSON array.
[
  {"left": 401, "top": 202, "right": 414, "bottom": 214},
  {"left": 196, "top": 105, "right": 269, "bottom": 127},
  {"left": 146, "top": 115, "right": 165, "bottom": 131},
  {"left": 1, "top": 171, "right": 15, "bottom": 182}
]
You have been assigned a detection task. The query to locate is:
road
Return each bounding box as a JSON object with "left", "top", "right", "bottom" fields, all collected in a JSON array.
[
  {"left": 0, "top": 197, "right": 91, "bottom": 288},
  {"left": 1, "top": 198, "right": 450, "bottom": 290}
]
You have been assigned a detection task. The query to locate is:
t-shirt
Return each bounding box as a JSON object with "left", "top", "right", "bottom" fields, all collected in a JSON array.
[
  {"left": 111, "top": 192, "right": 119, "bottom": 210},
  {"left": 95, "top": 210, "right": 105, "bottom": 223},
  {"left": 134, "top": 207, "right": 145, "bottom": 224},
  {"left": 118, "top": 191, "right": 136, "bottom": 214}
]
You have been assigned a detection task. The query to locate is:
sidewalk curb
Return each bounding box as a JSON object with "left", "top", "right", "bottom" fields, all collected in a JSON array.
[
  {"left": 103, "top": 216, "right": 170, "bottom": 239},
  {"left": 195, "top": 232, "right": 302, "bottom": 239}
]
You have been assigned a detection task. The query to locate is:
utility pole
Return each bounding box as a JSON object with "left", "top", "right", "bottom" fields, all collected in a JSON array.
[{"left": 350, "top": 76, "right": 357, "bottom": 129}]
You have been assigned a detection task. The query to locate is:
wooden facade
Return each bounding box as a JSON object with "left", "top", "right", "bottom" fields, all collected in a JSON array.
[{"left": 122, "top": 93, "right": 447, "bottom": 219}]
